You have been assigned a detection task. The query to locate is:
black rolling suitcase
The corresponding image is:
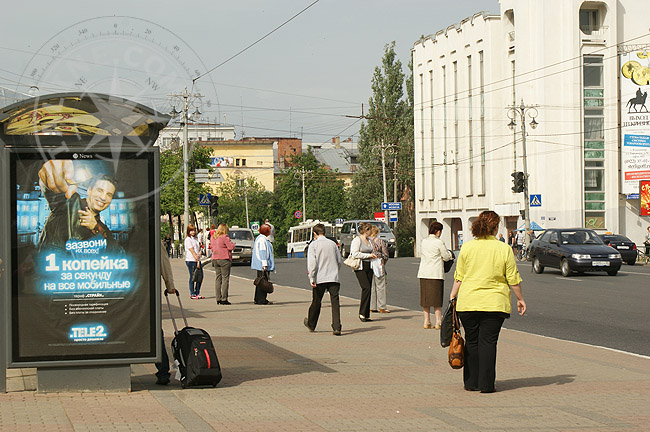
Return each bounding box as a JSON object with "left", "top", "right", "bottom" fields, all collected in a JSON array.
[{"left": 165, "top": 291, "right": 222, "bottom": 388}]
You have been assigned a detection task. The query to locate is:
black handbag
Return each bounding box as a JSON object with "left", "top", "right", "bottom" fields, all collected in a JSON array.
[
  {"left": 444, "top": 250, "right": 456, "bottom": 273},
  {"left": 192, "top": 264, "right": 204, "bottom": 284},
  {"left": 440, "top": 298, "right": 456, "bottom": 347},
  {"left": 253, "top": 270, "right": 274, "bottom": 294}
]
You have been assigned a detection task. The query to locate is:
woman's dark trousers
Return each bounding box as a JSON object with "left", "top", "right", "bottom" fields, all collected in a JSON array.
[
  {"left": 354, "top": 261, "right": 373, "bottom": 319},
  {"left": 457, "top": 311, "right": 506, "bottom": 392}
]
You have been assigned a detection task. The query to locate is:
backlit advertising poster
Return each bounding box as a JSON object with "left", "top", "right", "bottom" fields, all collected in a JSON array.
[
  {"left": 10, "top": 149, "right": 158, "bottom": 364},
  {"left": 620, "top": 51, "right": 650, "bottom": 197},
  {"left": 641, "top": 180, "right": 650, "bottom": 216}
]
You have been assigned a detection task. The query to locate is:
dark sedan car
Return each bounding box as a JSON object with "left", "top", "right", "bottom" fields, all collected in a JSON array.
[
  {"left": 598, "top": 234, "right": 638, "bottom": 265},
  {"left": 528, "top": 228, "right": 622, "bottom": 277}
]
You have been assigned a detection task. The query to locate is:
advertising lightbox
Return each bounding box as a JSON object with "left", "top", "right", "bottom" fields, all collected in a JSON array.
[{"left": 9, "top": 149, "right": 159, "bottom": 364}]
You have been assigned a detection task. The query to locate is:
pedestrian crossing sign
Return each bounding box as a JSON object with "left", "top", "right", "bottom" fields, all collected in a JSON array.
[{"left": 530, "top": 194, "right": 542, "bottom": 207}]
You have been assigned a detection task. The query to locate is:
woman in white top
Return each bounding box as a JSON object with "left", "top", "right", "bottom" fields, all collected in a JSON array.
[
  {"left": 416, "top": 221, "right": 453, "bottom": 329},
  {"left": 184, "top": 224, "right": 203, "bottom": 299}
]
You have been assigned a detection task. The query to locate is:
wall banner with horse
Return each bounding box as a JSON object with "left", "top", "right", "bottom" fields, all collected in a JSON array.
[{"left": 621, "top": 50, "right": 650, "bottom": 196}]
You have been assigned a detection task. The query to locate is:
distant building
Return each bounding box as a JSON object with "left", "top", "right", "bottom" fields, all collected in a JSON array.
[
  {"left": 156, "top": 122, "right": 235, "bottom": 151},
  {"left": 303, "top": 137, "right": 358, "bottom": 186},
  {"left": 201, "top": 137, "right": 276, "bottom": 192},
  {"left": 413, "top": 0, "right": 650, "bottom": 253}
]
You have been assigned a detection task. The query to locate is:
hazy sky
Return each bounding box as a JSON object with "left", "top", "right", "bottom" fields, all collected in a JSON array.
[{"left": 0, "top": 0, "right": 500, "bottom": 143}]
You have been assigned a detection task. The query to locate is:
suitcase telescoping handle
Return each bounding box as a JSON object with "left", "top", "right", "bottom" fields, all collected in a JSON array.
[{"left": 164, "top": 290, "right": 189, "bottom": 334}]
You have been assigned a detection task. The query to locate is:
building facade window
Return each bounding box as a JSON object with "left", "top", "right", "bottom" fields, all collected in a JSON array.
[
  {"left": 429, "top": 70, "right": 435, "bottom": 200},
  {"left": 453, "top": 60, "right": 459, "bottom": 197},
  {"left": 579, "top": 9, "right": 600, "bottom": 34},
  {"left": 478, "top": 51, "right": 485, "bottom": 195},
  {"left": 583, "top": 55, "right": 605, "bottom": 229},
  {"left": 467, "top": 55, "right": 473, "bottom": 196},
  {"left": 442, "top": 65, "right": 448, "bottom": 199},
  {"left": 419, "top": 73, "right": 425, "bottom": 200},
  {"left": 511, "top": 60, "right": 517, "bottom": 172}
]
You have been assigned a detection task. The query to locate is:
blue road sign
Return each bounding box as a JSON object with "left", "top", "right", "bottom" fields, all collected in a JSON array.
[
  {"left": 530, "top": 194, "right": 542, "bottom": 207},
  {"left": 381, "top": 202, "right": 402, "bottom": 210},
  {"left": 199, "top": 193, "right": 211, "bottom": 206}
]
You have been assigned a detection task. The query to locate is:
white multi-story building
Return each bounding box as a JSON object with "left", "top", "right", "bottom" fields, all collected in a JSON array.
[
  {"left": 155, "top": 122, "right": 235, "bottom": 150},
  {"left": 413, "top": 0, "right": 650, "bottom": 253}
]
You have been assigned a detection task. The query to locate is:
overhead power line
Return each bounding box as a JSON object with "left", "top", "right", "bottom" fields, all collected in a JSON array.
[{"left": 194, "top": 0, "right": 321, "bottom": 82}]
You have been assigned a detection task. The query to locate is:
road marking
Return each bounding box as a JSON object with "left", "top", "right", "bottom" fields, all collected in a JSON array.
[
  {"left": 555, "top": 277, "right": 584, "bottom": 282},
  {"left": 505, "top": 328, "right": 650, "bottom": 360},
  {"left": 619, "top": 270, "right": 650, "bottom": 276}
]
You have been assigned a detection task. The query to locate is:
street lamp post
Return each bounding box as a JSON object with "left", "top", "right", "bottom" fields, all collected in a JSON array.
[
  {"left": 507, "top": 99, "right": 539, "bottom": 248},
  {"left": 169, "top": 87, "right": 203, "bottom": 234}
]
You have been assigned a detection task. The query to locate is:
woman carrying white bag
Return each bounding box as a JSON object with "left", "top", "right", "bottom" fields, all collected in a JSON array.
[{"left": 369, "top": 225, "right": 390, "bottom": 314}]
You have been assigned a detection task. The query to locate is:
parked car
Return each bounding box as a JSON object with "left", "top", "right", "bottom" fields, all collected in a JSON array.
[
  {"left": 598, "top": 234, "right": 638, "bottom": 265},
  {"left": 528, "top": 228, "right": 622, "bottom": 277},
  {"left": 338, "top": 220, "right": 396, "bottom": 258},
  {"left": 227, "top": 227, "right": 255, "bottom": 264}
]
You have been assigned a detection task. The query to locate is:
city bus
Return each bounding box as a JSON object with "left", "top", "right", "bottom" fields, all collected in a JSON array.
[{"left": 286, "top": 220, "right": 336, "bottom": 258}]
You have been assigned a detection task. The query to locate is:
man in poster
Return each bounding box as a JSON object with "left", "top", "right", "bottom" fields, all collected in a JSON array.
[{"left": 37, "top": 159, "right": 119, "bottom": 253}]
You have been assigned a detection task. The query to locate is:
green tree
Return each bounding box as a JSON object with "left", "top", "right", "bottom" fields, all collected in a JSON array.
[
  {"left": 215, "top": 175, "right": 273, "bottom": 228},
  {"left": 274, "top": 151, "right": 347, "bottom": 255},
  {"left": 159, "top": 144, "right": 213, "bottom": 241},
  {"left": 349, "top": 41, "right": 415, "bottom": 256}
]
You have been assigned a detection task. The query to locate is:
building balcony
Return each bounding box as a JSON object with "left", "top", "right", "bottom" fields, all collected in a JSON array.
[{"left": 580, "top": 25, "right": 608, "bottom": 42}]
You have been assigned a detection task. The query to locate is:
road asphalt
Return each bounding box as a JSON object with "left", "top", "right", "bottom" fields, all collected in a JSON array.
[{"left": 2, "top": 257, "right": 649, "bottom": 431}]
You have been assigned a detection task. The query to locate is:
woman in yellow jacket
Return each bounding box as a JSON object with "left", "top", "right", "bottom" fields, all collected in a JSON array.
[{"left": 449, "top": 210, "right": 526, "bottom": 393}]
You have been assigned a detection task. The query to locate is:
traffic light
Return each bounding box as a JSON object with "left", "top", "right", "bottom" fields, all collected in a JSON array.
[
  {"left": 210, "top": 195, "right": 219, "bottom": 217},
  {"left": 511, "top": 171, "right": 525, "bottom": 193}
]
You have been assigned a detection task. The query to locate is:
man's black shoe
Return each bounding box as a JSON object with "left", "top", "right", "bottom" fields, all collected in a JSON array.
[
  {"left": 217, "top": 300, "right": 224, "bottom": 304},
  {"left": 155, "top": 377, "right": 170, "bottom": 386},
  {"left": 332, "top": 329, "right": 342, "bottom": 336},
  {"left": 303, "top": 317, "right": 315, "bottom": 332},
  {"left": 222, "top": 300, "right": 232, "bottom": 305}
]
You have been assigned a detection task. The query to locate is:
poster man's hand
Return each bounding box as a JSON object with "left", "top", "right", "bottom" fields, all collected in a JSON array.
[
  {"left": 38, "top": 160, "right": 77, "bottom": 198},
  {"left": 78, "top": 209, "right": 98, "bottom": 230}
]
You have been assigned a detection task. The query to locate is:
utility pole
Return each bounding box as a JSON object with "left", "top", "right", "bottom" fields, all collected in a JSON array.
[
  {"left": 507, "top": 99, "right": 539, "bottom": 248},
  {"left": 346, "top": 107, "right": 396, "bottom": 224},
  {"left": 293, "top": 167, "right": 313, "bottom": 223},
  {"left": 169, "top": 87, "right": 203, "bottom": 234},
  {"left": 243, "top": 180, "right": 250, "bottom": 229},
  {"left": 393, "top": 150, "right": 399, "bottom": 258}
]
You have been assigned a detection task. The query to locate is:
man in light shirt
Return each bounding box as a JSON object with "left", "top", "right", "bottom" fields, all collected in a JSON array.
[{"left": 304, "top": 224, "right": 342, "bottom": 336}]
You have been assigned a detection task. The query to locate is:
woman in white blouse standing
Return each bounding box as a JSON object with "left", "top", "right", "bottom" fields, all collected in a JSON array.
[
  {"left": 417, "top": 221, "right": 453, "bottom": 329},
  {"left": 184, "top": 224, "right": 203, "bottom": 299}
]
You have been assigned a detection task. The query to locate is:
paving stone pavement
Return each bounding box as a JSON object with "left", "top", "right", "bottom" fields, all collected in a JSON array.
[{"left": 2, "top": 258, "right": 649, "bottom": 431}]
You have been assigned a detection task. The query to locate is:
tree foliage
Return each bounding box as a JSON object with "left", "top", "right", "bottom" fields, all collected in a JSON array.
[
  {"left": 215, "top": 175, "right": 272, "bottom": 228},
  {"left": 348, "top": 41, "right": 415, "bottom": 255},
  {"left": 274, "top": 151, "right": 347, "bottom": 254},
  {"left": 159, "top": 143, "right": 213, "bottom": 238}
]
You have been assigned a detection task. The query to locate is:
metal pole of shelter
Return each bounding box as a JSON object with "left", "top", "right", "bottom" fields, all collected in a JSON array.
[{"left": 183, "top": 87, "right": 190, "bottom": 233}]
